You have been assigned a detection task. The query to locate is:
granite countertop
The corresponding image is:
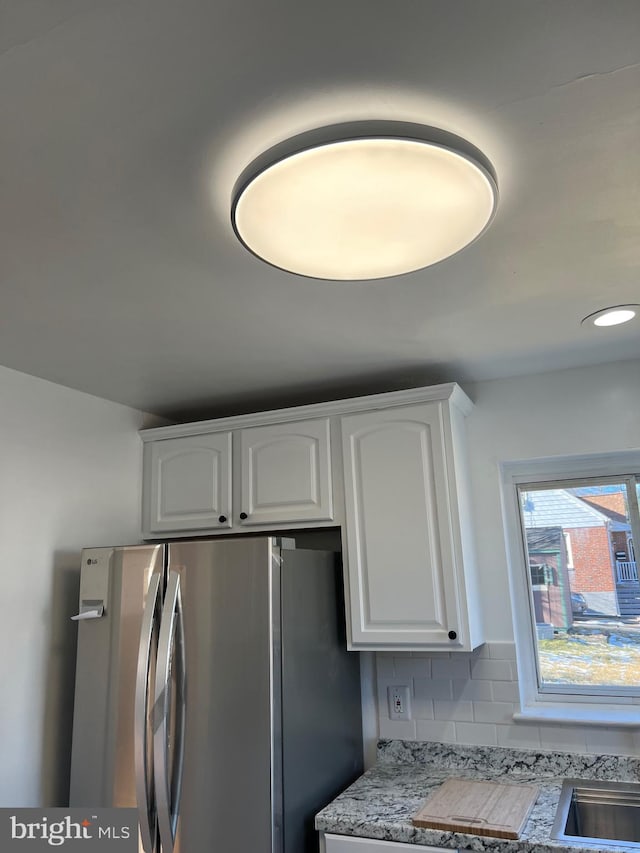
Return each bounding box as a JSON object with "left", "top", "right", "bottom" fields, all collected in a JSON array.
[{"left": 315, "top": 740, "right": 640, "bottom": 853}]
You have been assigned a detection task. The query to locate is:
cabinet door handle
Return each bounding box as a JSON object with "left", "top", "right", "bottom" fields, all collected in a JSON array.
[
  {"left": 218, "top": 515, "right": 227, "bottom": 523},
  {"left": 239, "top": 512, "right": 248, "bottom": 520},
  {"left": 448, "top": 630, "right": 457, "bottom": 640}
]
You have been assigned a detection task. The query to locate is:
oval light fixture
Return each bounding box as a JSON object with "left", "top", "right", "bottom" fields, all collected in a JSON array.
[
  {"left": 581, "top": 305, "right": 639, "bottom": 328},
  {"left": 231, "top": 123, "right": 498, "bottom": 280}
]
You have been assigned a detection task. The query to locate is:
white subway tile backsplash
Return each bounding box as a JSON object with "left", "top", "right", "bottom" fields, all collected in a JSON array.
[
  {"left": 412, "top": 696, "right": 434, "bottom": 720},
  {"left": 455, "top": 722, "right": 498, "bottom": 746},
  {"left": 376, "top": 654, "right": 395, "bottom": 680},
  {"left": 448, "top": 651, "right": 477, "bottom": 664},
  {"left": 415, "top": 719, "right": 457, "bottom": 743},
  {"left": 374, "top": 644, "right": 638, "bottom": 757},
  {"left": 376, "top": 685, "right": 393, "bottom": 720},
  {"left": 412, "top": 651, "right": 451, "bottom": 659},
  {"left": 394, "top": 656, "right": 430, "bottom": 679},
  {"left": 496, "top": 724, "right": 541, "bottom": 750},
  {"left": 488, "top": 642, "right": 517, "bottom": 660},
  {"left": 474, "top": 644, "right": 492, "bottom": 659},
  {"left": 585, "top": 729, "right": 636, "bottom": 756},
  {"left": 414, "top": 677, "right": 453, "bottom": 700},
  {"left": 379, "top": 717, "right": 417, "bottom": 740},
  {"left": 473, "top": 701, "right": 515, "bottom": 724},
  {"left": 434, "top": 700, "right": 474, "bottom": 722},
  {"left": 539, "top": 725, "right": 588, "bottom": 752},
  {"left": 491, "top": 681, "right": 520, "bottom": 703},
  {"left": 470, "top": 658, "right": 514, "bottom": 681},
  {"left": 451, "top": 678, "right": 493, "bottom": 701},
  {"left": 432, "top": 657, "right": 470, "bottom": 679}
]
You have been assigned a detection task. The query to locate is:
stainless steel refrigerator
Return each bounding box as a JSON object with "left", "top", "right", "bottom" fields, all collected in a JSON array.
[{"left": 68, "top": 537, "right": 363, "bottom": 853}]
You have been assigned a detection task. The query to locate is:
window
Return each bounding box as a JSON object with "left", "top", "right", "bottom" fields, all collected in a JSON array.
[
  {"left": 529, "top": 563, "right": 549, "bottom": 587},
  {"left": 529, "top": 562, "right": 556, "bottom": 588},
  {"left": 501, "top": 452, "right": 640, "bottom": 723}
]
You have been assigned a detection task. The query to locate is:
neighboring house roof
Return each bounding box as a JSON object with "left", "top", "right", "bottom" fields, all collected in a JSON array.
[
  {"left": 577, "top": 495, "right": 628, "bottom": 527},
  {"left": 526, "top": 526, "right": 563, "bottom": 553},
  {"left": 522, "top": 489, "right": 609, "bottom": 529}
]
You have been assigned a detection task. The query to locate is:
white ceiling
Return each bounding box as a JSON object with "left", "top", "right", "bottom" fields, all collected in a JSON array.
[{"left": 2, "top": 0, "right": 640, "bottom": 420}]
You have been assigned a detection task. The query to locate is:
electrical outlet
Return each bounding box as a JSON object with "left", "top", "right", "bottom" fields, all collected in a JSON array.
[{"left": 387, "top": 685, "right": 411, "bottom": 721}]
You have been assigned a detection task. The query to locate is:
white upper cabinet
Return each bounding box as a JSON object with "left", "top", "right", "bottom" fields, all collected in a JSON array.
[
  {"left": 144, "top": 433, "right": 232, "bottom": 534},
  {"left": 140, "top": 383, "right": 482, "bottom": 651},
  {"left": 142, "top": 418, "right": 333, "bottom": 536},
  {"left": 340, "top": 396, "right": 482, "bottom": 651},
  {"left": 238, "top": 419, "right": 333, "bottom": 525}
]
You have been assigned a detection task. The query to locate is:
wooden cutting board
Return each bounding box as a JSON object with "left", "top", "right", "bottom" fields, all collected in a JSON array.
[{"left": 412, "top": 778, "right": 539, "bottom": 840}]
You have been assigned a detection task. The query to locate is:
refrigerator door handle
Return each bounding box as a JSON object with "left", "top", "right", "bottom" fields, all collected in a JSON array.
[
  {"left": 134, "top": 571, "right": 162, "bottom": 853},
  {"left": 154, "top": 570, "right": 186, "bottom": 853}
]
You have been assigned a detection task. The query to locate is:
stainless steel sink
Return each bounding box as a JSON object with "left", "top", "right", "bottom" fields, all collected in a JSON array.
[{"left": 551, "top": 779, "right": 640, "bottom": 847}]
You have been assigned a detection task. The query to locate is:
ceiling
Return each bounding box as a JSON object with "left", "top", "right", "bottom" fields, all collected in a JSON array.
[{"left": 2, "top": 0, "right": 639, "bottom": 421}]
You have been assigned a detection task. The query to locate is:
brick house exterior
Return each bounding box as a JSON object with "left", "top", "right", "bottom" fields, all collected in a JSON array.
[
  {"left": 567, "top": 525, "right": 614, "bottom": 594},
  {"left": 579, "top": 491, "right": 634, "bottom": 565}
]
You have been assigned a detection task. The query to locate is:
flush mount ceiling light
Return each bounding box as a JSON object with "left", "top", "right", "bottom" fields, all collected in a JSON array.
[
  {"left": 581, "top": 305, "right": 639, "bottom": 328},
  {"left": 231, "top": 122, "right": 498, "bottom": 280}
]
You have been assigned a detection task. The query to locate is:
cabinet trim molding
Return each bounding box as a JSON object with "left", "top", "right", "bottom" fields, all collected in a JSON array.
[{"left": 140, "top": 383, "right": 472, "bottom": 442}]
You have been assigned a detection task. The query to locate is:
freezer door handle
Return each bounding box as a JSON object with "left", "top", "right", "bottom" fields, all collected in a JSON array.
[
  {"left": 70, "top": 601, "right": 104, "bottom": 620},
  {"left": 154, "top": 570, "right": 186, "bottom": 853},
  {"left": 134, "top": 571, "right": 162, "bottom": 853}
]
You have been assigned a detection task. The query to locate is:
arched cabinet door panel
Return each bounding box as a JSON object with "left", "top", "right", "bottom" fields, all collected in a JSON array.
[
  {"left": 238, "top": 418, "right": 333, "bottom": 526},
  {"left": 340, "top": 402, "right": 481, "bottom": 651},
  {"left": 144, "top": 434, "right": 232, "bottom": 534}
]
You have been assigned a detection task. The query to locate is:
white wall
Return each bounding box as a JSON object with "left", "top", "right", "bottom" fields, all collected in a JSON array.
[
  {"left": 0, "top": 366, "right": 145, "bottom": 807},
  {"left": 466, "top": 357, "right": 640, "bottom": 642},
  {"left": 375, "top": 358, "right": 640, "bottom": 753}
]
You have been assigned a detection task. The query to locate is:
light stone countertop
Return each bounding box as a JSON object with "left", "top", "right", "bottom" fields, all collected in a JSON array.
[{"left": 315, "top": 740, "right": 640, "bottom": 853}]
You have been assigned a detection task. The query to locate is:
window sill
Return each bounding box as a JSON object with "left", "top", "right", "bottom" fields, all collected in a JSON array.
[{"left": 514, "top": 703, "right": 640, "bottom": 727}]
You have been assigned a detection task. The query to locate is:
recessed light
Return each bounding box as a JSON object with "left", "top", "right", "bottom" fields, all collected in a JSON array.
[
  {"left": 581, "top": 305, "right": 639, "bottom": 328},
  {"left": 231, "top": 123, "right": 498, "bottom": 281}
]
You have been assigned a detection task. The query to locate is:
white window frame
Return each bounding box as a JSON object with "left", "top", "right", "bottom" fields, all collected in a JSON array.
[{"left": 500, "top": 450, "right": 640, "bottom": 726}]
